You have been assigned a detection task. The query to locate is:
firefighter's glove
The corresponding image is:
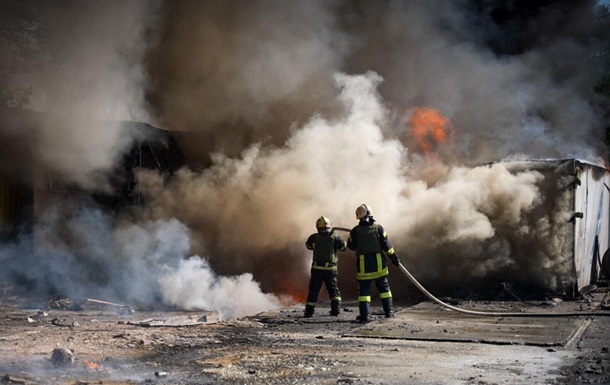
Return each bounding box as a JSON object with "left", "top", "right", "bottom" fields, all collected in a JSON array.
[{"left": 390, "top": 254, "right": 400, "bottom": 267}]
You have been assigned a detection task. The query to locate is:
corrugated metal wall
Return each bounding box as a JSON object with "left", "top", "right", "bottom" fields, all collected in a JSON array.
[
  {"left": 499, "top": 159, "right": 605, "bottom": 297},
  {"left": 572, "top": 162, "right": 610, "bottom": 291}
]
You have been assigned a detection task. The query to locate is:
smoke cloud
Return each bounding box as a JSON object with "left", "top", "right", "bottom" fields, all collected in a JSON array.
[
  {"left": 139, "top": 71, "right": 574, "bottom": 296},
  {"left": 2, "top": 209, "right": 277, "bottom": 319},
  {"left": 1, "top": 0, "right": 610, "bottom": 315},
  {"left": 0, "top": 0, "right": 157, "bottom": 188},
  {"left": 145, "top": 0, "right": 351, "bottom": 159}
]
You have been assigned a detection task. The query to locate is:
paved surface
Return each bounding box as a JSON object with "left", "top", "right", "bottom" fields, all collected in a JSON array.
[
  {"left": 346, "top": 301, "right": 592, "bottom": 346},
  {"left": 0, "top": 294, "right": 609, "bottom": 384}
]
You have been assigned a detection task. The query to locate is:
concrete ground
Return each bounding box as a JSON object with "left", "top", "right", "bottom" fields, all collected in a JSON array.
[{"left": 0, "top": 293, "right": 609, "bottom": 384}]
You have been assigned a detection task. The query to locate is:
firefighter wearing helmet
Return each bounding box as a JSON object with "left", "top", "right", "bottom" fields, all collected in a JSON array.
[
  {"left": 348, "top": 204, "right": 400, "bottom": 322},
  {"left": 304, "top": 216, "right": 347, "bottom": 318}
]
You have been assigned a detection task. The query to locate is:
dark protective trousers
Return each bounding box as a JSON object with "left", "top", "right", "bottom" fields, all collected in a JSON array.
[
  {"left": 305, "top": 269, "right": 342, "bottom": 315},
  {"left": 357, "top": 275, "right": 393, "bottom": 317}
]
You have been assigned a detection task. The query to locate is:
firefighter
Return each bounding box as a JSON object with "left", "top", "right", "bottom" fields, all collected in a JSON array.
[
  {"left": 348, "top": 204, "right": 400, "bottom": 322},
  {"left": 304, "top": 216, "right": 347, "bottom": 318}
]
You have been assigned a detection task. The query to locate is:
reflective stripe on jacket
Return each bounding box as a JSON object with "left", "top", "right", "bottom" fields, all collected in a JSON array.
[
  {"left": 356, "top": 253, "right": 388, "bottom": 279},
  {"left": 348, "top": 220, "right": 394, "bottom": 280}
]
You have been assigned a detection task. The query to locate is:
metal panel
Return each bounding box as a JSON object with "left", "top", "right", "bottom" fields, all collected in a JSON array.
[{"left": 572, "top": 162, "right": 610, "bottom": 290}]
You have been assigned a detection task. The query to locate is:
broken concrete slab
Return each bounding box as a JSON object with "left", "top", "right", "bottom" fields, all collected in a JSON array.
[{"left": 127, "top": 312, "right": 219, "bottom": 327}]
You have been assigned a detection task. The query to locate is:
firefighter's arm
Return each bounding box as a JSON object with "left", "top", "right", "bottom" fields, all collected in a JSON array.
[
  {"left": 336, "top": 236, "right": 347, "bottom": 252},
  {"left": 386, "top": 248, "right": 400, "bottom": 267},
  {"left": 379, "top": 225, "right": 400, "bottom": 266},
  {"left": 347, "top": 229, "right": 357, "bottom": 251},
  {"left": 305, "top": 234, "right": 315, "bottom": 250}
]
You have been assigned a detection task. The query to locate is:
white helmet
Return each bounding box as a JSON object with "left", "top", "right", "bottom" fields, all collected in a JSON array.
[
  {"left": 316, "top": 216, "right": 332, "bottom": 228},
  {"left": 355, "top": 204, "right": 372, "bottom": 219}
]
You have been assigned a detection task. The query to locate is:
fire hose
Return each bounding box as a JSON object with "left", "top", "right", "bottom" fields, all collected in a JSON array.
[{"left": 331, "top": 227, "right": 610, "bottom": 317}]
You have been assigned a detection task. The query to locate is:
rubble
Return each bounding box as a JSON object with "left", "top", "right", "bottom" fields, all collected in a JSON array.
[
  {"left": 50, "top": 348, "right": 74, "bottom": 368},
  {"left": 78, "top": 298, "right": 135, "bottom": 315},
  {"left": 128, "top": 313, "right": 215, "bottom": 327},
  {"left": 602, "top": 291, "right": 610, "bottom": 309}
]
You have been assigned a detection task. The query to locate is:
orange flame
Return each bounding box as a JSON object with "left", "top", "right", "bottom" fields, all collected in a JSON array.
[
  {"left": 288, "top": 288, "right": 308, "bottom": 303},
  {"left": 277, "top": 277, "right": 308, "bottom": 304},
  {"left": 82, "top": 359, "right": 101, "bottom": 369},
  {"left": 407, "top": 107, "right": 450, "bottom": 153}
]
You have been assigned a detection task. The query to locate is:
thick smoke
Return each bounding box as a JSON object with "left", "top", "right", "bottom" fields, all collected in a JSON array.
[
  {"left": 0, "top": 0, "right": 285, "bottom": 317},
  {"left": 139, "top": 0, "right": 609, "bottom": 297},
  {"left": 146, "top": 0, "right": 609, "bottom": 164},
  {"left": 340, "top": 1, "right": 608, "bottom": 162},
  {"left": 139, "top": 72, "right": 574, "bottom": 296},
  {"left": 145, "top": 0, "right": 351, "bottom": 159},
  {"left": 0, "top": 0, "right": 157, "bottom": 188},
  {"left": 1, "top": 0, "right": 610, "bottom": 315},
  {"left": 137, "top": 72, "right": 406, "bottom": 291},
  {"left": 159, "top": 257, "right": 281, "bottom": 318},
  {"left": 2, "top": 208, "right": 278, "bottom": 319}
]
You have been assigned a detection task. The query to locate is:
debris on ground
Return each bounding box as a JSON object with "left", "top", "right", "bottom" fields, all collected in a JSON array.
[
  {"left": 50, "top": 348, "right": 74, "bottom": 368},
  {"left": 0, "top": 295, "right": 609, "bottom": 384}
]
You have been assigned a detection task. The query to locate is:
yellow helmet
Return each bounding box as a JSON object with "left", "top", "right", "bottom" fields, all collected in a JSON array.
[
  {"left": 316, "top": 216, "right": 332, "bottom": 228},
  {"left": 355, "top": 204, "right": 372, "bottom": 219}
]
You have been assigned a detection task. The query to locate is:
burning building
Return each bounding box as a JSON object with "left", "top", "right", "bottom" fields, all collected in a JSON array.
[{"left": 1, "top": 1, "right": 610, "bottom": 317}]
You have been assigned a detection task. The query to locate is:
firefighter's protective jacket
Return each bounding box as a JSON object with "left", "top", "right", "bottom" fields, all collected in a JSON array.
[
  {"left": 305, "top": 231, "right": 347, "bottom": 272},
  {"left": 347, "top": 217, "right": 396, "bottom": 280}
]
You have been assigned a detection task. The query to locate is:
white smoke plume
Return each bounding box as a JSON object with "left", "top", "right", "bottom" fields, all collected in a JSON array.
[
  {"left": 1, "top": 207, "right": 279, "bottom": 319},
  {"left": 159, "top": 257, "right": 281, "bottom": 319}
]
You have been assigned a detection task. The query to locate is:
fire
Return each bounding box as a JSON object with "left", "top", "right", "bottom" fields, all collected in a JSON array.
[
  {"left": 82, "top": 359, "right": 101, "bottom": 369},
  {"left": 407, "top": 107, "right": 450, "bottom": 153},
  {"left": 288, "top": 288, "right": 308, "bottom": 303},
  {"left": 277, "top": 278, "right": 308, "bottom": 304}
]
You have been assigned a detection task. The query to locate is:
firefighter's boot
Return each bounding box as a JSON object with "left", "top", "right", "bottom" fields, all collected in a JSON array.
[
  {"left": 330, "top": 300, "right": 341, "bottom": 316},
  {"left": 382, "top": 298, "right": 394, "bottom": 318},
  {"left": 355, "top": 302, "right": 370, "bottom": 323},
  {"left": 304, "top": 305, "right": 315, "bottom": 318}
]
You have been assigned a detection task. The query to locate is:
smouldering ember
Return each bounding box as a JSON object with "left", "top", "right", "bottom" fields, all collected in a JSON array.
[
  {"left": 288, "top": 289, "right": 308, "bottom": 304},
  {"left": 278, "top": 279, "right": 308, "bottom": 304},
  {"left": 82, "top": 359, "right": 101, "bottom": 369}
]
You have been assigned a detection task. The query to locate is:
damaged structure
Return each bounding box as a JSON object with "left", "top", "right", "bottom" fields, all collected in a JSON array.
[
  {"left": 0, "top": 106, "right": 188, "bottom": 296},
  {"left": 500, "top": 159, "right": 610, "bottom": 297},
  {"left": 0, "top": 106, "right": 187, "bottom": 242}
]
